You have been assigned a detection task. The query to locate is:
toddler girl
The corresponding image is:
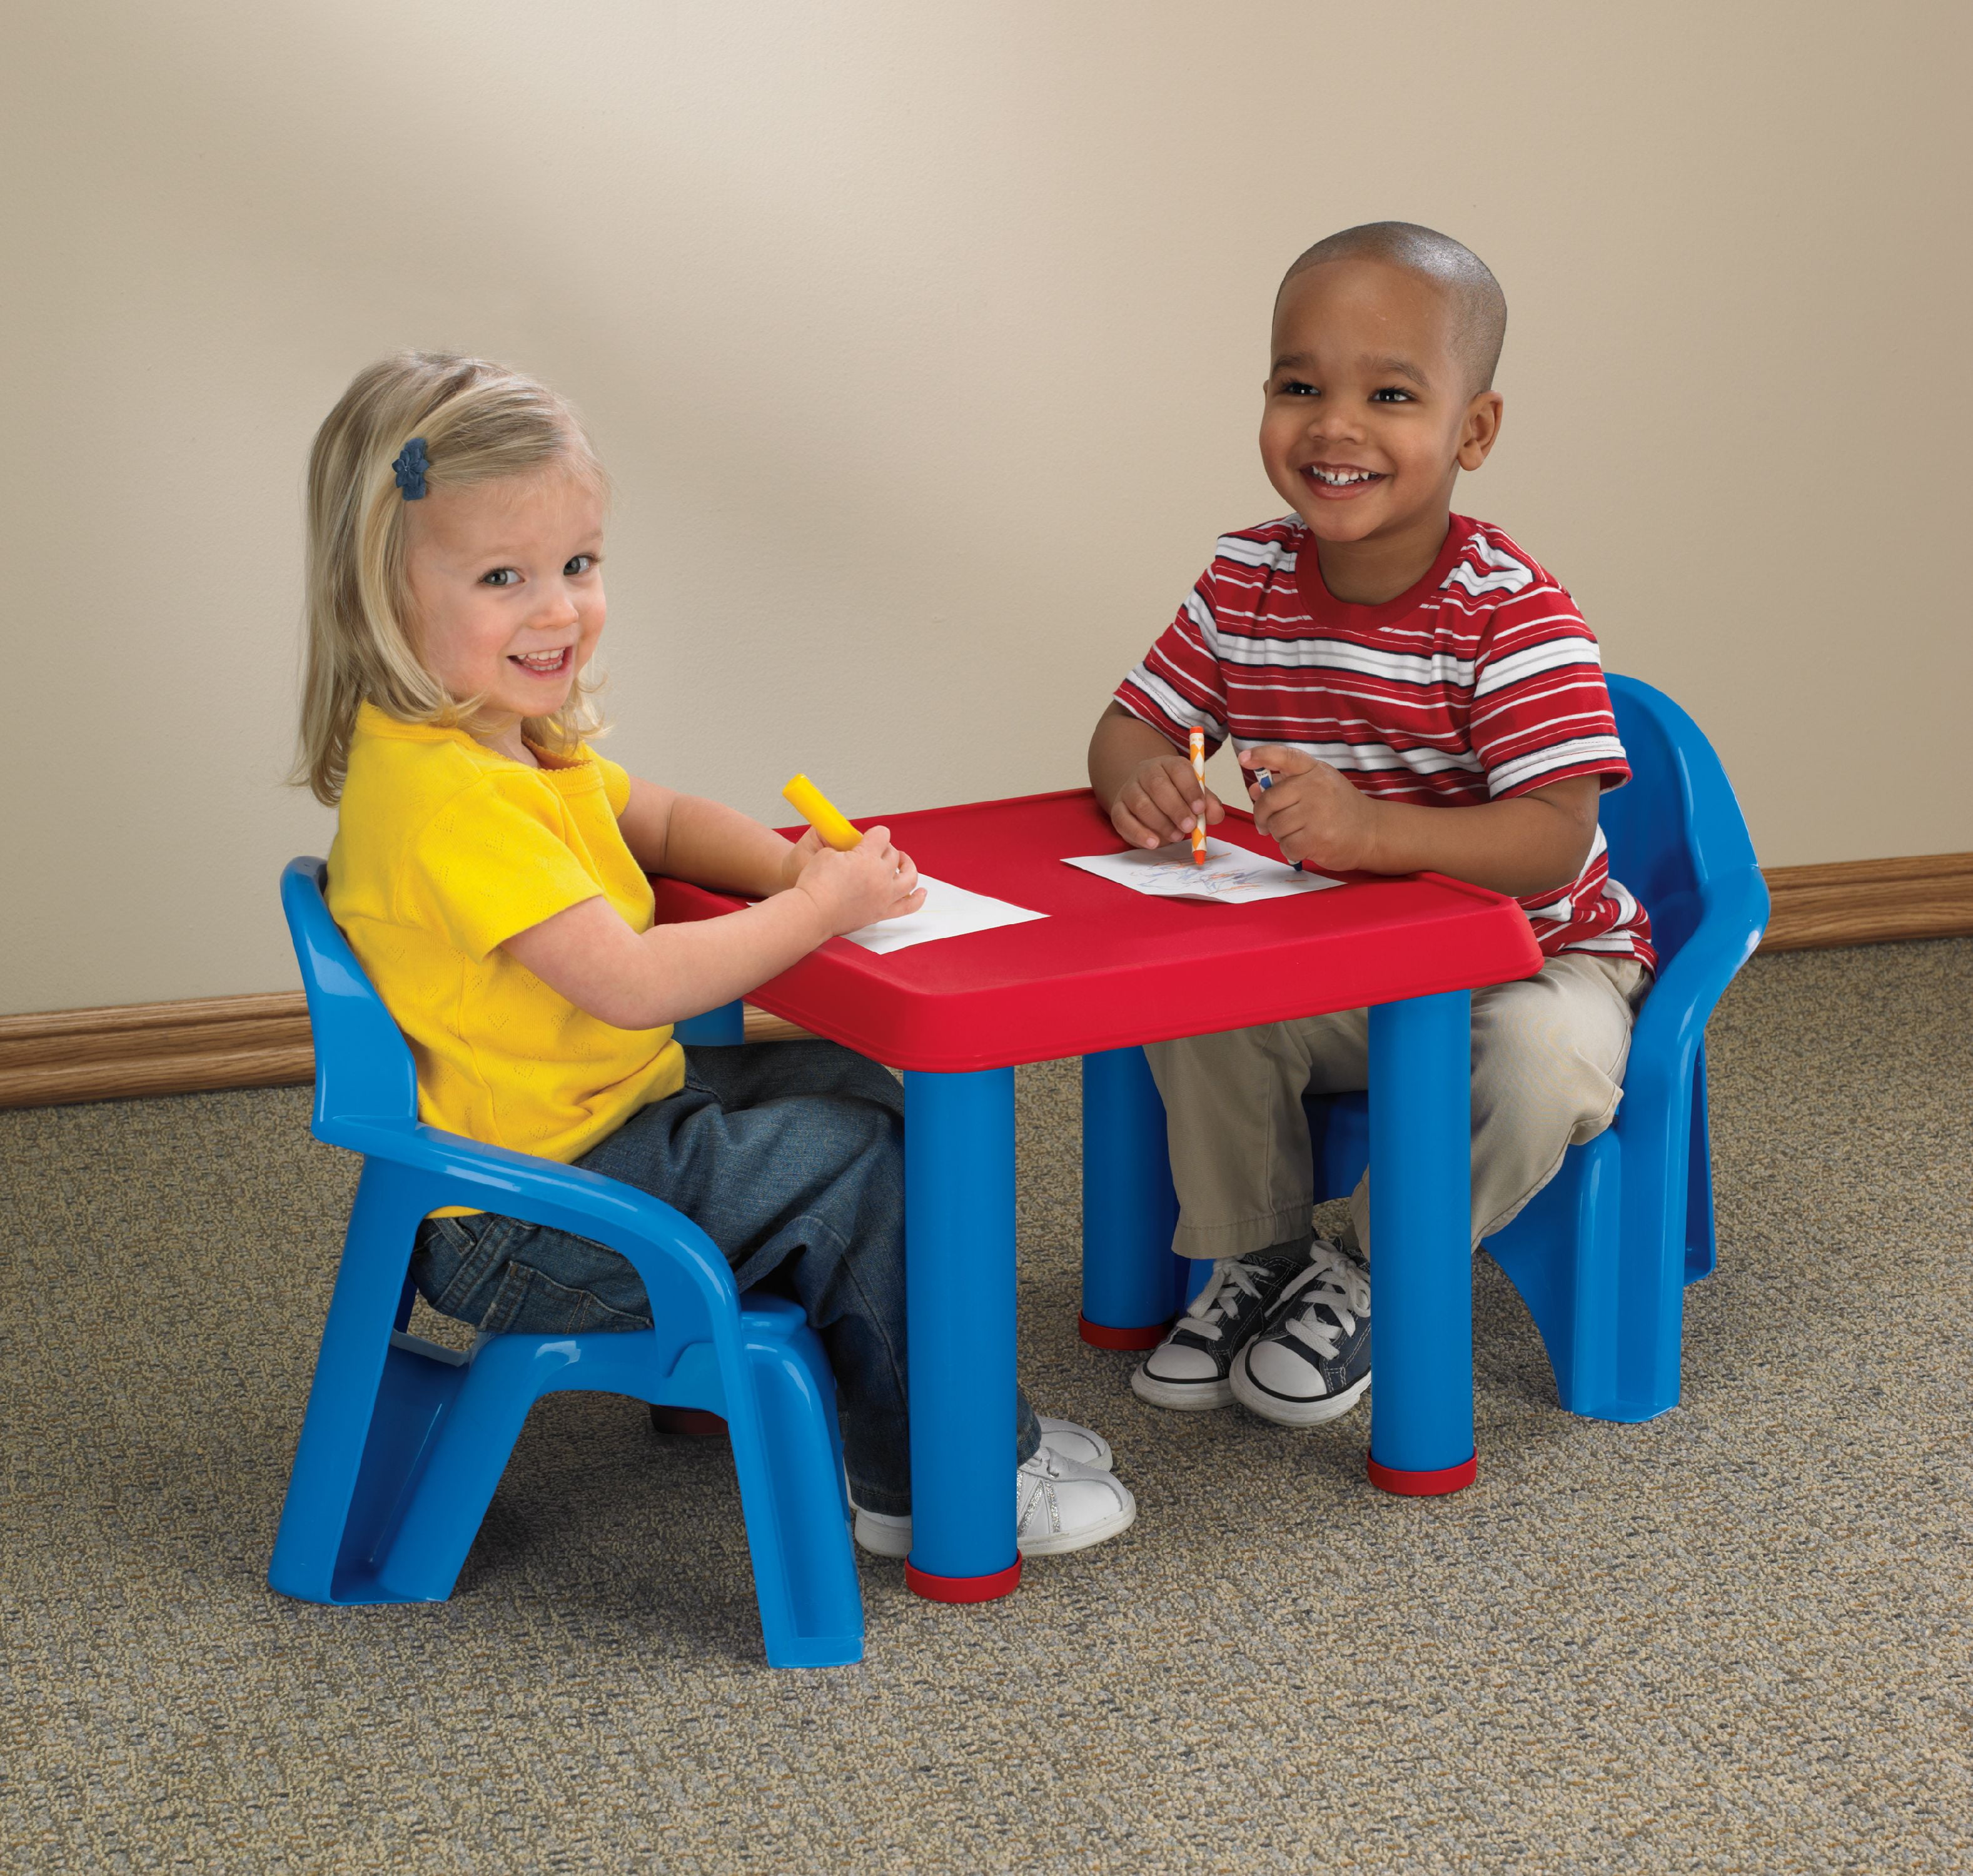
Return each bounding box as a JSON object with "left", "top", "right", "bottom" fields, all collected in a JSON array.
[{"left": 295, "top": 351, "right": 1133, "bottom": 1560}]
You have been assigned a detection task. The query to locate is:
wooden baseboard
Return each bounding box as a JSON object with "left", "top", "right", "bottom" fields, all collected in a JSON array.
[
  {"left": 0, "top": 992, "right": 317, "bottom": 1110},
  {"left": 740, "top": 1006, "right": 817, "bottom": 1046},
  {"left": 4, "top": 853, "right": 1965, "bottom": 1107},
  {"left": 0, "top": 993, "right": 815, "bottom": 1111},
  {"left": 1757, "top": 851, "right": 1973, "bottom": 952}
]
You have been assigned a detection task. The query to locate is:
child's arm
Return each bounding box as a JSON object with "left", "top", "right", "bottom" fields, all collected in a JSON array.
[
  {"left": 1089, "top": 703, "right": 1229, "bottom": 849},
  {"left": 502, "top": 817, "right": 922, "bottom": 1031},
  {"left": 613, "top": 775, "right": 813, "bottom": 897},
  {"left": 1239, "top": 744, "right": 1600, "bottom": 897}
]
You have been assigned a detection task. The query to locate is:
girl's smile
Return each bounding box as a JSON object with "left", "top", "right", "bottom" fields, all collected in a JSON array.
[{"left": 402, "top": 463, "right": 607, "bottom": 765}]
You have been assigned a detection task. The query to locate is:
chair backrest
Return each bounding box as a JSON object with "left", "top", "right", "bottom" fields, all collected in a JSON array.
[
  {"left": 1601, "top": 675, "right": 1760, "bottom": 969},
  {"left": 280, "top": 857, "right": 419, "bottom": 1137}
]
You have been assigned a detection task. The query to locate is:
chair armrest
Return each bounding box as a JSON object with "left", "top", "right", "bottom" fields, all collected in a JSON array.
[
  {"left": 331, "top": 1116, "right": 742, "bottom": 1323},
  {"left": 1623, "top": 863, "right": 1770, "bottom": 1112}
]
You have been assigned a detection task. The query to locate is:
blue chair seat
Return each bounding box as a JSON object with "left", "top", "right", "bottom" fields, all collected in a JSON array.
[
  {"left": 1303, "top": 674, "right": 1767, "bottom": 1421},
  {"left": 270, "top": 858, "right": 862, "bottom": 1667}
]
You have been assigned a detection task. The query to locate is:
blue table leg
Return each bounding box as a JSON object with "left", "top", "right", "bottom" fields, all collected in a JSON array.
[
  {"left": 1366, "top": 989, "right": 1478, "bottom": 1495},
  {"left": 1079, "top": 1047, "right": 1191, "bottom": 1349},
  {"left": 902, "top": 1067, "right": 1022, "bottom": 1601},
  {"left": 673, "top": 999, "right": 745, "bottom": 1046}
]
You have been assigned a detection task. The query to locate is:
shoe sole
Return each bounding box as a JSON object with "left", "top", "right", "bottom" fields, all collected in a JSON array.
[
  {"left": 852, "top": 1512, "right": 912, "bottom": 1559},
  {"left": 1229, "top": 1362, "right": 1371, "bottom": 1428},
  {"left": 1129, "top": 1367, "right": 1234, "bottom": 1411},
  {"left": 1018, "top": 1486, "right": 1138, "bottom": 1557},
  {"left": 855, "top": 1491, "right": 1139, "bottom": 1561}
]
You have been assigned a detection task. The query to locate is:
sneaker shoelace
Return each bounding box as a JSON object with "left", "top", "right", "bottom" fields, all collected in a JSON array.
[
  {"left": 1273, "top": 1246, "right": 1370, "bottom": 1361},
  {"left": 1170, "top": 1254, "right": 1285, "bottom": 1344}
]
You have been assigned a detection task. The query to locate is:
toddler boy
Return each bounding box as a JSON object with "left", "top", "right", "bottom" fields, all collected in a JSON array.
[{"left": 1088, "top": 222, "right": 1654, "bottom": 1426}]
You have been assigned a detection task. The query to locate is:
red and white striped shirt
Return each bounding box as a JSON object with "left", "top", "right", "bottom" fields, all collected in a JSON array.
[{"left": 1115, "top": 513, "right": 1654, "bottom": 968}]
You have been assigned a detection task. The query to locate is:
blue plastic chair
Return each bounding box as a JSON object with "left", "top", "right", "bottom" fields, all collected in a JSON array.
[
  {"left": 1303, "top": 675, "right": 1769, "bottom": 1421},
  {"left": 268, "top": 858, "right": 863, "bottom": 1668}
]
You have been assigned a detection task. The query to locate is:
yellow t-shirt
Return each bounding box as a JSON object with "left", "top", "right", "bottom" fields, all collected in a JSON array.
[{"left": 326, "top": 703, "right": 684, "bottom": 1208}]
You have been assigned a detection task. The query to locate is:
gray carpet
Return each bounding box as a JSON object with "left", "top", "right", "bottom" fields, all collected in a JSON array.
[{"left": 3, "top": 943, "right": 1969, "bottom": 1873}]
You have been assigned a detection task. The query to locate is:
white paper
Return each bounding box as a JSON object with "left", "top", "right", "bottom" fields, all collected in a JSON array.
[
  {"left": 1062, "top": 837, "right": 1343, "bottom": 905},
  {"left": 840, "top": 874, "right": 1047, "bottom": 955}
]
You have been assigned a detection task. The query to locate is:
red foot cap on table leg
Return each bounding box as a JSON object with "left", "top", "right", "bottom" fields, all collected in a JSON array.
[
  {"left": 1366, "top": 1451, "right": 1478, "bottom": 1496},
  {"left": 1077, "top": 1312, "right": 1171, "bottom": 1351},
  {"left": 905, "top": 1555, "right": 1022, "bottom": 1603}
]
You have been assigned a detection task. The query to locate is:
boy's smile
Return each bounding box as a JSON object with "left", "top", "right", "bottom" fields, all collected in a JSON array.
[{"left": 1260, "top": 257, "right": 1503, "bottom": 604}]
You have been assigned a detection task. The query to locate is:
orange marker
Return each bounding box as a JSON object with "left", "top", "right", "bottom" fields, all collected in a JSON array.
[{"left": 1189, "top": 729, "right": 1206, "bottom": 865}]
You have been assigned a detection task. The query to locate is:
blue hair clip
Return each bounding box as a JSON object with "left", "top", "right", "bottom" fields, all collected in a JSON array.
[{"left": 392, "top": 437, "right": 430, "bottom": 500}]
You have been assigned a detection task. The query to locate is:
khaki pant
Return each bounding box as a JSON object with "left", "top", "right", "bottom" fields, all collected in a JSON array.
[{"left": 1144, "top": 952, "right": 1648, "bottom": 1260}]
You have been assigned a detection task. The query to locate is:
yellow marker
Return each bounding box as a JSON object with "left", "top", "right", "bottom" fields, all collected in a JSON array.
[
  {"left": 1189, "top": 730, "right": 1207, "bottom": 865},
  {"left": 782, "top": 774, "right": 864, "bottom": 852}
]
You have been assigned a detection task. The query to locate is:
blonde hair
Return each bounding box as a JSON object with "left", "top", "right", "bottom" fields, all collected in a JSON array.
[{"left": 293, "top": 351, "right": 609, "bottom": 805}]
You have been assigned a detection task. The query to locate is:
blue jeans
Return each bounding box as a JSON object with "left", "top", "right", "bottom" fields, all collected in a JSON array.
[{"left": 410, "top": 1039, "right": 1041, "bottom": 1515}]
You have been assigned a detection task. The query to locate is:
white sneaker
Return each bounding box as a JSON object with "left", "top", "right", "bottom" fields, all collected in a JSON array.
[
  {"left": 852, "top": 1506, "right": 913, "bottom": 1558},
  {"left": 1035, "top": 1415, "right": 1113, "bottom": 1471},
  {"left": 852, "top": 1436, "right": 1136, "bottom": 1559},
  {"left": 1014, "top": 1445, "right": 1136, "bottom": 1556}
]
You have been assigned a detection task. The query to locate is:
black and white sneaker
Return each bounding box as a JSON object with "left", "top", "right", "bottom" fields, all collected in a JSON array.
[
  {"left": 1229, "top": 1239, "right": 1371, "bottom": 1427},
  {"left": 1130, "top": 1248, "right": 1309, "bottom": 1411}
]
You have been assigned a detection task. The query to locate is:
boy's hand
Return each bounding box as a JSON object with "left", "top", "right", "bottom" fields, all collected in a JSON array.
[
  {"left": 1241, "top": 746, "right": 1378, "bottom": 872},
  {"left": 794, "top": 825, "right": 926, "bottom": 936},
  {"left": 1110, "top": 752, "right": 1226, "bottom": 850}
]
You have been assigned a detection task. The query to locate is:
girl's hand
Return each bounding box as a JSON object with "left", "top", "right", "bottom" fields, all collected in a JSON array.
[
  {"left": 1111, "top": 752, "right": 1226, "bottom": 850},
  {"left": 794, "top": 825, "right": 926, "bottom": 935},
  {"left": 1241, "top": 745, "right": 1378, "bottom": 872},
  {"left": 777, "top": 825, "right": 827, "bottom": 893}
]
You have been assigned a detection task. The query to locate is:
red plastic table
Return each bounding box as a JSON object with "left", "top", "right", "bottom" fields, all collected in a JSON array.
[{"left": 653, "top": 788, "right": 1542, "bottom": 1601}]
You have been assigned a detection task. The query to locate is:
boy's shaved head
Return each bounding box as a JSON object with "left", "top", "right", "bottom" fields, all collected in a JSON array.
[{"left": 1280, "top": 222, "right": 1507, "bottom": 392}]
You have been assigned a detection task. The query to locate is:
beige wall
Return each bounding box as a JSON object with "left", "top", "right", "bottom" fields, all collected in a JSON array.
[{"left": 4, "top": 1, "right": 1967, "bottom": 1015}]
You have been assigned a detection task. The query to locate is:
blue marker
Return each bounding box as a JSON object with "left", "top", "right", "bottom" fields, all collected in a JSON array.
[{"left": 1250, "top": 766, "right": 1304, "bottom": 871}]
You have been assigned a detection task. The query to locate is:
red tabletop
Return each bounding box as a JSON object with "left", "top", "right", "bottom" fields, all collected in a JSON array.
[{"left": 650, "top": 789, "right": 1544, "bottom": 1074}]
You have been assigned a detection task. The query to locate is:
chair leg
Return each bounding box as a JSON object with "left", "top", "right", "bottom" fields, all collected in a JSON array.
[
  {"left": 1683, "top": 1045, "right": 1718, "bottom": 1284},
  {"left": 1304, "top": 1089, "right": 1371, "bottom": 1204},
  {"left": 1486, "top": 1134, "right": 1620, "bottom": 1417},
  {"left": 1488, "top": 1121, "right": 1691, "bottom": 1425},
  {"left": 370, "top": 1333, "right": 577, "bottom": 1601},
  {"left": 726, "top": 1313, "right": 864, "bottom": 1668},
  {"left": 270, "top": 1161, "right": 454, "bottom": 1605}
]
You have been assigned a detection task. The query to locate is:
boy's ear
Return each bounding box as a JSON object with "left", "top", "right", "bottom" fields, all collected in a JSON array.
[{"left": 1456, "top": 391, "right": 1505, "bottom": 472}]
